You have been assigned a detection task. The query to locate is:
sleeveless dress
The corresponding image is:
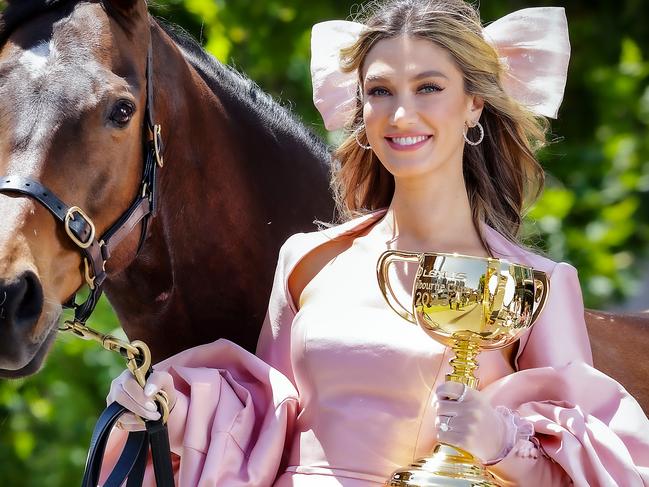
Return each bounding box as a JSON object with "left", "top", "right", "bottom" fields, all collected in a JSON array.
[{"left": 100, "top": 210, "right": 649, "bottom": 486}]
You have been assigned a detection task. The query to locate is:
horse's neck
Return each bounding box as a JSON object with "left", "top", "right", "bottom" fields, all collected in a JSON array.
[{"left": 104, "top": 22, "right": 333, "bottom": 361}]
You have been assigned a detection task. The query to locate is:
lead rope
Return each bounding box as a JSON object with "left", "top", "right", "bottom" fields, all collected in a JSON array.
[{"left": 62, "top": 319, "right": 175, "bottom": 487}]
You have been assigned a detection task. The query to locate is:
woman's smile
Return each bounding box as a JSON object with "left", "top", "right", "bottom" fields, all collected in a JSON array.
[{"left": 385, "top": 134, "right": 432, "bottom": 151}]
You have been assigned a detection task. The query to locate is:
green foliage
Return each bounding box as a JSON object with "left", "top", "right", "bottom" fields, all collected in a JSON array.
[
  {"left": 0, "top": 298, "right": 124, "bottom": 486},
  {"left": 0, "top": 0, "right": 648, "bottom": 485},
  {"left": 526, "top": 35, "right": 649, "bottom": 305}
]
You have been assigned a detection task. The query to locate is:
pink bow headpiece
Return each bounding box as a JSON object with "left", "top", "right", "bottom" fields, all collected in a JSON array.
[{"left": 311, "top": 7, "right": 571, "bottom": 131}]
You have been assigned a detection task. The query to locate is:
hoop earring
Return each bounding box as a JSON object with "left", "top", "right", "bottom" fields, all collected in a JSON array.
[
  {"left": 464, "top": 121, "right": 484, "bottom": 146},
  {"left": 354, "top": 126, "right": 372, "bottom": 150}
]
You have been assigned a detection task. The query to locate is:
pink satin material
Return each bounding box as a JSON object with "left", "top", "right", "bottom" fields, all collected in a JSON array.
[
  {"left": 100, "top": 210, "right": 649, "bottom": 486},
  {"left": 99, "top": 340, "right": 298, "bottom": 486},
  {"left": 311, "top": 20, "right": 365, "bottom": 131},
  {"left": 258, "top": 210, "right": 649, "bottom": 486},
  {"left": 483, "top": 7, "right": 570, "bottom": 119},
  {"left": 311, "top": 8, "right": 570, "bottom": 131}
]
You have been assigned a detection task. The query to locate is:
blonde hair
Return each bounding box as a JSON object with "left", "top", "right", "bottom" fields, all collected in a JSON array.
[{"left": 331, "top": 0, "right": 549, "bottom": 244}]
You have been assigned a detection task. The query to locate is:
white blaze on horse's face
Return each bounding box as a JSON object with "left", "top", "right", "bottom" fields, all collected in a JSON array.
[{"left": 20, "top": 40, "right": 56, "bottom": 79}]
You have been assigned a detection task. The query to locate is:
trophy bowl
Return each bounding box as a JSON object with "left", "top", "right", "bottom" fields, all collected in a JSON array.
[{"left": 377, "top": 250, "right": 549, "bottom": 486}]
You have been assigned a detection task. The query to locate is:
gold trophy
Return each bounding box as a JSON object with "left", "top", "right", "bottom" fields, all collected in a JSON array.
[{"left": 377, "top": 251, "right": 549, "bottom": 487}]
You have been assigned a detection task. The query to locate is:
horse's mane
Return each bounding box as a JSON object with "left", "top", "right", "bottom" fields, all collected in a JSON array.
[{"left": 157, "top": 20, "right": 330, "bottom": 160}]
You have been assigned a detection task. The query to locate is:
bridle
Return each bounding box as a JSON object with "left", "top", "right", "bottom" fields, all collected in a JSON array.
[
  {"left": 0, "top": 11, "right": 176, "bottom": 485},
  {"left": 0, "top": 40, "right": 163, "bottom": 328}
]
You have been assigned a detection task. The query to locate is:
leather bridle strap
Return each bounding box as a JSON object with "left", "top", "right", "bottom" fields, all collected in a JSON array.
[
  {"left": 0, "top": 41, "right": 163, "bottom": 327},
  {"left": 81, "top": 402, "right": 174, "bottom": 487}
]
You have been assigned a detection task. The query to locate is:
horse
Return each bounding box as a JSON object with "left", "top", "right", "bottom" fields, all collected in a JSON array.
[
  {"left": 585, "top": 310, "right": 649, "bottom": 413},
  {"left": 0, "top": 0, "right": 647, "bottom": 417},
  {"left": 0, "top": 0, "right": 334, "bottom": 376}
]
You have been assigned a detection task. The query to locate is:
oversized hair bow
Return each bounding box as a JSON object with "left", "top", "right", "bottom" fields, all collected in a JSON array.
[{"left": 311, "top": 7, "right": 571, "bottom": 131}]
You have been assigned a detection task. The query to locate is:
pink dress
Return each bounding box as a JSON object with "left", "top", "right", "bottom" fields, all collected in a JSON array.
[{"left": 101, "top": 210, "right": 649, "bottom": 486}]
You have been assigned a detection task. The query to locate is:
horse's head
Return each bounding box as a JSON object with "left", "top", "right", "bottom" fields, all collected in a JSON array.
[{"left": 0, "top": 0, "right": 155, "bottom": 377}]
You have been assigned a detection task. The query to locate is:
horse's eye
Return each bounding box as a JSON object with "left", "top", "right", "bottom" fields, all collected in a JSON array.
[{"left": 109, "top": 100, "right": 135, "bottom": 127}]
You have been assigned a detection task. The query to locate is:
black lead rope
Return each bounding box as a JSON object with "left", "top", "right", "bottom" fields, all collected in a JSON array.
[
  {"left": 81, "top": 402, "right": 174, "bottom": 487},
  {"left": 79, "top": 339, "right": 174, "bottom": 487}
]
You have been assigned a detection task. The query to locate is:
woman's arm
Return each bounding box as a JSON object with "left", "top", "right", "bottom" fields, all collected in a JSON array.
[
  {"left": 483, "top": 262, "right": 649, "bottom": 486},
  {"left": 256, "top": 234, "right": 301, "bottom": 386},
  {"left": 485, "top": 262, "right": 587, "bottom": 485},
  {"left": 517, "top": 262, "right": 592, "bottom": 370}
]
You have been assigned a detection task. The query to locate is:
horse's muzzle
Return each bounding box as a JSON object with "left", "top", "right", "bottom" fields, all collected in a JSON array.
[{"left": 0, "top": 271, "right": 46, "bottom": 371}]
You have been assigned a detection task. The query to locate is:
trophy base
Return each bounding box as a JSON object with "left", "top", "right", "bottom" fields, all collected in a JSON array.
[{"left": 385, "top": 444, "right": 501, "bottom": 487}]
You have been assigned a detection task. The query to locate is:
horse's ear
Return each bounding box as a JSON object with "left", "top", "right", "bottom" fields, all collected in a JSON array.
[{"left": 104, "top": 0, "right": 145, "bottom": 16}]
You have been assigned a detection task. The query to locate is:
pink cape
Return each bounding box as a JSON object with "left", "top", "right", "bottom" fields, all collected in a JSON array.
[
  {"left": 99, "top": 340, "right": 298, "bottom": 486},
  {"left": 483, "top": 363, "right": 649, "bottom": 485}
]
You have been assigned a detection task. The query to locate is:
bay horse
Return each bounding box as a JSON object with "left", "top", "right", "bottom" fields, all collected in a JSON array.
[
  {"left": 0, "top": 0, "right": 646, "bottom": 416},
  {"left": 0, "top": 0, "right": 334, "bottom": 376}
]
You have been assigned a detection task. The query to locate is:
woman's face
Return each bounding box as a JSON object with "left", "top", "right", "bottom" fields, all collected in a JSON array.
[{"left": 361, "top": 35, "right": 483, "bottom": 181}]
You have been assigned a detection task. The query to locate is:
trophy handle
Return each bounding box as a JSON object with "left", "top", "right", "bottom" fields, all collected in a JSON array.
[
  {"left": 376, "top": 250, "right": 421, "bottom": 324},
  {"left": 531, "top": 270, "right": 550, "bottom": 324}
]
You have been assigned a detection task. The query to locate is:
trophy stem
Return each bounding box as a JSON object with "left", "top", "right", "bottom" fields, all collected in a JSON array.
[
  {"left": 446, "top": 336, "right": 480, "bottom": 389},
  {"left": 384, "top": 335, "right": 503, "bottom": 486}
]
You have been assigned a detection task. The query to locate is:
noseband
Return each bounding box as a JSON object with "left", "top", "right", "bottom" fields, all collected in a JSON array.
[{"left": 0, "top": 41, "right": 164, "bottom": 325}]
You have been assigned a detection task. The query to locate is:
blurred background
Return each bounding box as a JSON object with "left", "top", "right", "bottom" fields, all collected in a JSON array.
[{"left": 0, "top": 0, "right": 648, "bottom": 484}]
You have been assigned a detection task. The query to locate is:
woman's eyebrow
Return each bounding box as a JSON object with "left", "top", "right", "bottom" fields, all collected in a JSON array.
[
  {"left": 365, "top": 70, "right": 449, "bottom": 84},
  {"left": 412, "top": 70, "right": 449, "bottom": 80}
]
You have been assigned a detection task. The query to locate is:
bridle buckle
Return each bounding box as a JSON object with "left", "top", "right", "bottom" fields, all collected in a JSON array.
[
  {"left": 153, "top": 124, "right": 164, "bottom": 168},
  {"left": 64, "top": 206, "right": 96, "bottom": 249}
]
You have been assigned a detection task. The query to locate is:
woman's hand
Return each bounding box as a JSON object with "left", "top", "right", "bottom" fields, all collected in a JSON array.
[
  {"left": 434, "top": 381, "right": 508, "bottom": 463},
  {"left": 106, "top": 369, "right": 177, "bottom": 431}
]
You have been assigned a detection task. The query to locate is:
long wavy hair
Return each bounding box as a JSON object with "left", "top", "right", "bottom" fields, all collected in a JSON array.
[{"left": 331, "top": 0, "right": 549, "bottom": 244}]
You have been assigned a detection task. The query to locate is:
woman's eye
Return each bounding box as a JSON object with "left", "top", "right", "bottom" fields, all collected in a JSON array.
[
  {"left": 418, "top": 84, "right": 443, "bottom": 94},
  {"left": 367, "top": 86, "right": 390, "bottom": 97},
  {"left": 109, "top": 100, "right": 136, "bottom": 127}
]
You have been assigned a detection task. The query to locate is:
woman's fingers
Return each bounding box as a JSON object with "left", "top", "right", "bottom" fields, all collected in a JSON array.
[
  {"left": 112, "top": 388, "right": 161, "bottom": 421},
  {"left": 435, "top": 381, "right": 476, "bottom": 402},
  {"left": 116, "top": 412, "right": 147, "bottom": 432},
  {"left": 107, "top": 370, "right": 161, "bottom": 421},
  {"left": 146, "top": 370, "right": 177, "bottom": 413},
  {"left": 436, "top": 429, "right": 470, "bottom": 449},
  {"left": 436, "top": 381, "right": 465, "bottom": 400},
  {"left": 145, "top": 371, "right": 174, "bottom": 398},
  {"left": 434, "top": 383, "right": 509, "bottom": 462},
  {"left": 106, "top": 368, "right": 177, "bottom": 425}
]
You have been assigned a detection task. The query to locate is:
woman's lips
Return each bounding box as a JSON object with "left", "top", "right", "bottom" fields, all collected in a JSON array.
[{"left": 385, "top": 135, "right": 432, "bottom": 151}]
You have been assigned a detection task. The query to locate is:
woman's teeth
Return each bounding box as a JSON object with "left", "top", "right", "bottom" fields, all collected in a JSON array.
[{"left": 390, "top": 136, "right": 430, "bottom": 146}]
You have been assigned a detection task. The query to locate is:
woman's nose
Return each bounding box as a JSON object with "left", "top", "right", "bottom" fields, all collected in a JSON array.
[{"left": 391, "top": 101, "right": 418, "bottom": 127}]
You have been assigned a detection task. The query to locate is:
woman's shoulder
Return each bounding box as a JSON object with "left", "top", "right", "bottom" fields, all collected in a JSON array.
[
  {"left": 279, "top": 209, "right": 387, "bottom": 268},
  {"left": 481, "top": 223, "right": 577, "bottom": 279}
]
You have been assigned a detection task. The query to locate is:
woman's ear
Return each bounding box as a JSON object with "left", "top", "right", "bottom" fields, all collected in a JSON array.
[{"left": 467, "top": 95, "right": 485, "bottom": 124}]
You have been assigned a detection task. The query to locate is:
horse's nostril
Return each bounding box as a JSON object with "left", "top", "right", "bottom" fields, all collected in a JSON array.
[{"left": 0, "top": 272, "right": 44, "bottom": 329}]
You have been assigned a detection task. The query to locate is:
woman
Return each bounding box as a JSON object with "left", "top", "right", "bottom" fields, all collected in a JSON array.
[{"left": 106, "top": 1, "right": 649, "bottom": 485}]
